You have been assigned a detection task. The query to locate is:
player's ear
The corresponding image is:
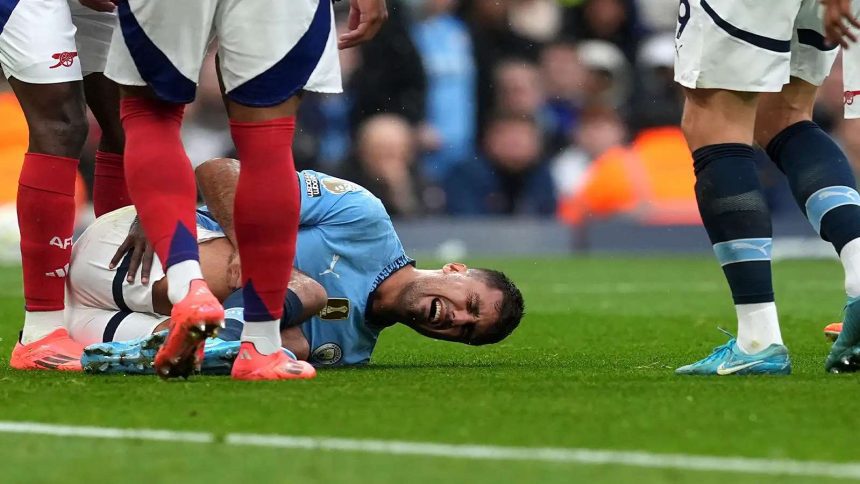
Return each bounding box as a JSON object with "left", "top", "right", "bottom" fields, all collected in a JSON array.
[{"left": 442, "top": 262, "right": 468, "bottom": 274}]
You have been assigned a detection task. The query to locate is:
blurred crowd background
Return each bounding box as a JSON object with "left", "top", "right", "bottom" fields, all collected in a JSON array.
[{"left": 2, "top": 0, "right": 859, "bottom": 227}]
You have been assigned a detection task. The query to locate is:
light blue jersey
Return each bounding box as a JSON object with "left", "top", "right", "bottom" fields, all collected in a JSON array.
[{"left": 214, "top": 171, "right": 413, "bottom": 366}]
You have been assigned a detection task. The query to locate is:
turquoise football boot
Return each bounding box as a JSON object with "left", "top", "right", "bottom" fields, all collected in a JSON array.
[
  {"left": 82, "top": 331, "right": 297, "bottom": 375},
  {"left": 826, "top": 296, "right": 860, "bottom": 373},
  {"left": 81, "top": 331, "right": 167, "bottom": 375},
  {"left": 675, "top": 329, "right": 791, "bottom": 376}
]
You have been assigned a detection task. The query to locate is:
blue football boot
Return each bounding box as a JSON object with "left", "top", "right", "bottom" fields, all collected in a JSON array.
[
  {"left": 826, "top": 296, "right": 860, "bottom": 373},
  {"left": 82, "top": 331, "right": 297, "bottom": 375},
  {"left": 675, "top": 329, "right": 791, "bottom": 376},
  {"left": 81, "top": 331, "right": 166, "bottom": 375}
]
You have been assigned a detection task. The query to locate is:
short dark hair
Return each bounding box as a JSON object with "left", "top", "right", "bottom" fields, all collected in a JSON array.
[{"left": 468, "top": 269, "right": 525, "bottom": 345}]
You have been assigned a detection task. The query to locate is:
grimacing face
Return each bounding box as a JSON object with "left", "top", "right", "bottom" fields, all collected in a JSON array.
[{"left": 397, "top": 263, "right": 505, "bottom": 344}]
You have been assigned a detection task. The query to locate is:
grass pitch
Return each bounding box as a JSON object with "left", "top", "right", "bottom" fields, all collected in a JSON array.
[{"left": 1, "top": 257, "right": 859, "bottom": 483}]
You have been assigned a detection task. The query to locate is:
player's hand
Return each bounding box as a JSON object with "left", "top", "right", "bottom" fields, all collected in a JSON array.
[
  {"left": 822, "top": 0, "right": 860, "bottom": 48},
  {"left": 338, "top": 0, "right": 388, "bottom": 50},
  {"left": 109, "top": 216, "right": 155, "bottom": 285},
  {"left": 78, "top": 0, "right": 118, "bottom": 13}
]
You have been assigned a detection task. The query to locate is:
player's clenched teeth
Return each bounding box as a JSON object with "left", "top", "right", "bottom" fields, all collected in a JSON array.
[{"left": 428, "top": 298, "right": 446, "bottom": 328}]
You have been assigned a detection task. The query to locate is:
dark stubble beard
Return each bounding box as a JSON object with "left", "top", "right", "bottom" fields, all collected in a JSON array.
[{"left": 396, "top": 279, "right": 425, "bottom": 326}]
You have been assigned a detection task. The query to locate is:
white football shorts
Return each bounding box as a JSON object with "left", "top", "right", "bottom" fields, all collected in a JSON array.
[
  {"left": 0, "top": 0, "right": 115, "bottom": 83},
  {"left": 675, "top": 0, "right": 840, "bottom": 91},
  {"left": 67, "top": 205, "right": 228, "bottom": 345},
  {"left": 105, "top": 0, "right": 342, "bottom": 105},
  {"left": 66, "top": 206, "right": 168, "bottom": 346}
]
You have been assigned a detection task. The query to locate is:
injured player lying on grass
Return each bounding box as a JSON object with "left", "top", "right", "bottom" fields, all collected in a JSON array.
[{"left": 70, "top": 158, "right": 525, "bottom": 374}]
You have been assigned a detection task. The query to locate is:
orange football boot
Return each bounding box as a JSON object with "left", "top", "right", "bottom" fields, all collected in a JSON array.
[
  {"left": 10, "top": 328, "right": 83, "bottom": 371},
  {"left": 154, "top": 279, "right": 224, "bottom": 379},
  {"left": 825, "top": 322, "right": 843, "bottom": 342},
  {"left": 231, "top": 341, "right": 317, "bottom": 381}
]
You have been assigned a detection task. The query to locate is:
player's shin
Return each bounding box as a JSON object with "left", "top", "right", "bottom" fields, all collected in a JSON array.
[
  {"left": 765, "top": 121, "right": 860, "bottom": 298},
  {"left": 17, "top": 153, "right": 78, "bottom": 343},
  {"left": 120, "top": 96, "right": 202, "bottom": 303},
  {"left": 694, "top": 144, "right": 782, "bottom": 354},
  {"left": 766, "top": 121, "right": 860, "bottom": 350},
  {"left": 230, "top": 117, "right": 299, "bottom": 356}
]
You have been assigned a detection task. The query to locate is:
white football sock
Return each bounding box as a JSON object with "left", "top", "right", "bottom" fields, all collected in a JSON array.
[
  {"left": 736, "top": 302, "right": 782, "bottom": 354},
  {"left": 20, "top": 310, "right": 65, "bottom": 345},
  {"left": 166, "top": 260, "right": 204, "bottom": 304},
  {"left": 241, "top": 320, "right": 282, "bottom": 356},
  {"left": 840, "top": 238, "right": 860, "bottom": 298}
]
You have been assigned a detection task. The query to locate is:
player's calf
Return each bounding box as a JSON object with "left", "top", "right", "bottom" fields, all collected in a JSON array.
[
  {"left": 766, "top": 120, "right": 860, "bottom": 351},
  {"left": 692, "top": 144, "right": 784, "bottom": 355}
]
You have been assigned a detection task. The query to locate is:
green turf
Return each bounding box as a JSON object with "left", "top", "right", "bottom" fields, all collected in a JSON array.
[{"left": 1, "top": 257, "right": 859, "bottom": 483}]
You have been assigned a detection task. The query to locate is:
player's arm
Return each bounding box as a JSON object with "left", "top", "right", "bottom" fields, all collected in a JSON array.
[
  {"left": 196, "top": 157, "right": 344, "bottom": 228},
  {"left": 822, "top": 0, "right": 860, "bottom": 48},
  {"left": 195, "top": 157, "right": 239, "bottom": 247},
  {"left": 287, "top": 268, "right": 328, "bottom": 324},
  {"left": 276, "top": 268, "right": 327, "bottom": 361},
  {"left": 153, "top": 260, "right": 327, "bottom": 319},
  {"left": 220, "top": 268, "right": 326, "bottom": 361}
]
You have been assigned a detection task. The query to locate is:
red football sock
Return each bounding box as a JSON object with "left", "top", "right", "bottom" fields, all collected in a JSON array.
[
  {"left": 18, "top": 153, "right": 78, "bottom": 311},
  {"left": 93, "top": 150, "right": 131, "bottom": 217},
  {"left": 230, "top": 117, "right": 299, "bottom": 321},
  {"left": 120, "top": 97, "right": 198, "bottom": 268}
]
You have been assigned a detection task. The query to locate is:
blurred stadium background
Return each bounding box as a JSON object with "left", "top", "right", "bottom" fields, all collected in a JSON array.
[{"left": 0, "top": 0, "right": 849, "bottom": 259}]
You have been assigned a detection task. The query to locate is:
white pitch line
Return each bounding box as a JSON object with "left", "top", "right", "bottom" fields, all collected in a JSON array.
[
  {"left": 2, "top": 421, "right": 860, "bottom": 480},
  {"left": 227, "top": 434, "right": 860, "bottom": 480},
  {"left": 0, "top": 421, "right": 213, "bottom": 444}
]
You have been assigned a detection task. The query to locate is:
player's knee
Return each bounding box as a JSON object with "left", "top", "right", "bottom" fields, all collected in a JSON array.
[
  {"left": 680, "top": 110, "right": 713, "bottom": 151},
  {"left": 755, "top": 92, "right": 816, "bottom": 148},
  {"left": 28, "top": 104, "right": 89, "bottom": 157},
  {"left": 754, "top": 109, "right": 810, "bottom": 149},
  {"left": 680, "top": 113, "right": 699, "bottom": 145}
]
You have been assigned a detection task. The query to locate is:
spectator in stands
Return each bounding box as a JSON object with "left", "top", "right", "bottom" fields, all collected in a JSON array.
[
  {"left": 539, "top": 40, "right": 589, "bottom": 153},
  {"left": 493, "top": 59, "right": 558, "bottom": 151},
  {"left": 635, "top": 0, "right": 677, "bottom": 33},
  {"left": 563, "top": 0, "right": 644, "bottom": 60},
  {"left": 343, "top": 115, "right": 425, "bottom": 218},
  {"left": 444, "top": 113, "right": 556, "bottom": 216},
  {"left": 459, "top": 0, "right": 538, "bottom": 132},
  {"left": 577, "top": 40, "right": 632, "bottom": 111},
  {"left": 508, "top": 0, "right": 563, "bottom": 43},
  {"left": 495, "top": 59, "right": 546, "bottom": 119},
  {"left": 629, "top": 33, "right": 683, "bottom": 133},
  {"left": 557, "top": 117, "right": 699, "bottom": 226},
  {"left": 350, "top": 0, "right": 427, "bottom": 128},
  {"left": 295, "top": 20, "right": 362, "bottom": 172},
  {"left": 412, "top": 0, "right": 477, "bottom": 183},
  {"left": 551, "top": 105, "right": 627, "bottom": 199}
]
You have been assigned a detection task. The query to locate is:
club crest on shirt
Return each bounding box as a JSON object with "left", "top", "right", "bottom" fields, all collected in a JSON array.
[
  {"left": 303, "top": 172, "right": 321, "bottom": 197},
  {"left": 319, "top": 298, "right": 350, "bottom": 320},
  {"left": 322, "top": 177, "right": 360, "bottom": 195},
  {"left": 312, "top": 343, "right": 343, "bottom": 365}
]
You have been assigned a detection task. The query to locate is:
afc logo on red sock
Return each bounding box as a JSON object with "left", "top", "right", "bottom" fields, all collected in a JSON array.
[{"left": 49, "top": 236, "right": 73, "bottom": 250}]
